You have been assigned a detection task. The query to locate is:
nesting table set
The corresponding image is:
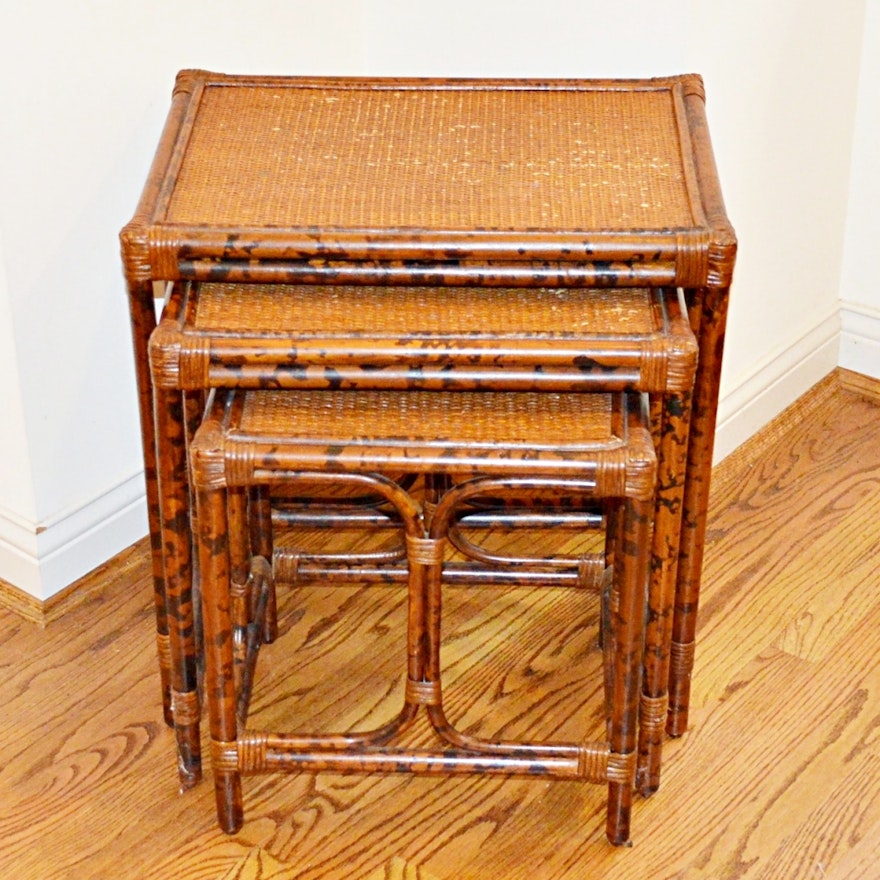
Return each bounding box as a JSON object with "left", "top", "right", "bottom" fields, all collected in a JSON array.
[{"left": 121, "top": 70, "right": 735, "bottom": 846}]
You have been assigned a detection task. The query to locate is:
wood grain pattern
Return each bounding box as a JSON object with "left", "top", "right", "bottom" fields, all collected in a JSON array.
[{"left": 0, "top": 371, "right": 878, "bottom": 878}]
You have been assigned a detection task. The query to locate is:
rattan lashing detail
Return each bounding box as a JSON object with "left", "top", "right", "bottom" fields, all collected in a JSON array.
[
  {"left": 593, "top": 459, "right": 629, "bottom": 504},
  {"left": 272, "top": 551, "right": 301, "bottom": 586},
  {"left": 225, "top": 442, "right": 259, "bottom": 489},
  {"left": 118, "top": 224, "right": 152, "bottom": 286},
  {"left": 229, "top": 575, "right": 249, "bottom": 603},
  {"left": 669, "top": 639, "right": 697, "bottom": 676},
  {"left": 173, "top": 68, "right": 204, "bottom": 99},
  {"left": 188, "top": 419, "right": 228, "bottom": 491},
  {"left": 179, "top": 336, "right": 211, "bottom": 390},
  {"left": 212, "top": 735, "right": 271, "bottom": 773},
  {"left": 148, "top": 226, "right": 183, "bottom": 282},
  {"left": 576, "top": 555, "right": 606, "bottom": 590},
  {"left": 675, "top": 230, "right": 710, "bottom": 287},
  {"left": 155, "top": 632, "right": 171, "bottom": 669},
  {"left": 638, "top": 338, "right": 670, "bottom": 393},
  {"left": 639, "top": 693, "right": 669, "bottom": 733},
  {"left": 623, "top": 417, "right": 658, "bottom": 502},
  {"left": 575, "top": 744, "right": 636, "bottom": 785},
  {"left": 147, "top": 321, "right": 183, "bottom": 389},
  {"left": 406, "top": 535, "right": 445, "bottom": 566},
  {"left": 605, "top": 749, "right": 638, "bottom": 785},
  {"left": 577, "top": 744, "right": 608, "bottom": 783},
  {"left": 708, "top": 238, "right": 738, "bottom": 289},
  {"left": 170, "top": 688, "right": 200, "bottom": 726},
  {"left": 237, "top": 732, "right": 270, "bottom": 773},
  {"left": 405, "top": 678, "right": 442, "bottom": 707},
  {"left": 211, "top": 740, "right": 238, "bottom": 773},
  {"left": 678, "top": 73, "right": 706, "bottom": 101}
]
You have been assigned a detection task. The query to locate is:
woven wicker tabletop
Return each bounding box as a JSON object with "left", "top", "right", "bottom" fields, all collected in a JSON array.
[
  {"left": 192, "top": 283, "right": 658, "bottom": 337},
  {"left": 237, "top": 388, "right": 617, "bottom": 449},
  {"left": 167, "top": 84, "right": 692, "bottom": 231},
  {"left": 148, "top": 282, "right": 696, "bottom": 393},
  {"left": 122, "top": 71, "right": 736, "bottom": 288}
]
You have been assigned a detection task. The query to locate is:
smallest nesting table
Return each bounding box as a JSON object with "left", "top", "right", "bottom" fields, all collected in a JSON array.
[{"left": 191, "top": 386, "right": 656, "bottom": 845}]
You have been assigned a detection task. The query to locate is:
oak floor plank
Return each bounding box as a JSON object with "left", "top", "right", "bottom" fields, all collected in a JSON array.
[
  {"left": 751, "top": 754, "right": 880, "bottom": 880},
  {"left": 687, "top": 388, "right": 880, "bottom": 708},
  {"left": 1, "top": 372, "right": 879, "bottom": 879},
  {"left": 821, "top": 814, "right": 880, "bottom": 880}
]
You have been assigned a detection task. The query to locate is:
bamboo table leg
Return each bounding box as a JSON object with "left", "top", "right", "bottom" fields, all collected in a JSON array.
[
  {"left": 124, "top": 278, "right": 173, "bottom": 727},
  {"left": 637, "top": 386, "right": 693, "bottom": 794},
  {"left": 667, "top": 285, "right": 730, "bottom": 737},
  {"left": 125, "top": 278, "right": 202, "bottom": 786},
  {"left": 153, "top": 384, "right": 202, "bottom": 787},
  {"left": 120, "top": 80, "right": 193, "bottom": 729},
  {"left": 125, "top": 269, "right": 204, "bottom": 786}
]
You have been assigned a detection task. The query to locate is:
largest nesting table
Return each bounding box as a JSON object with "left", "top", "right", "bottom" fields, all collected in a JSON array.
[{"left": 120, "top": 69, "right": 736, "bottom": 789}]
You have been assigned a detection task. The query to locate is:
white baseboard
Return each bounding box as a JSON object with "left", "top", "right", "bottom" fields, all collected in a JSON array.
[
  {"left": 0, "top": 473, "right": 148, "bottom": 603},
  {"left": 839, "top": 301, "right": 880, "bottom": 380},
  {"left": 714, "top": 309, "right": 841, "bottom": 463}
]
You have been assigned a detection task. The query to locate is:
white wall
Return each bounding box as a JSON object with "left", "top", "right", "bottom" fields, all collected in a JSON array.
[
  {"left": 0, "top": 0, "right": 869, "bottom": 601},
  {"left": 362, "top": 0, "right": 692, "bottom": 76},
  {"left": 0, "top": 0, "right": 366, "bottom": 600},
  {"left": 0, "top": 239, "right": 40, "bottom": 590},
  {"left": 686, "top": 0, "right": 865, "bottom": 454},
  {"left": 840, "top": 0, "right": 880, "bottom": 377}
]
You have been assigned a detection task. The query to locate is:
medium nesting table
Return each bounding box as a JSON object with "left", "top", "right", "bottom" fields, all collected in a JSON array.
[
  {"left": 120, "top": 69, "right": 735, "bottom": 800},
  {"left": 191, "top": 386, "right": 657, "bottom": 844},
  {"left": 149, "top": 279, "right": 697, "bottom": 798}
]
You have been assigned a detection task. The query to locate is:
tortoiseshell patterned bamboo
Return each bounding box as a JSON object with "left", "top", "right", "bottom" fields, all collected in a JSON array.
[
  {"left": 147, "top": 284, "right": 698, "bottom": 791},
  {"left": 122, "top": 72, "right": 733, "bottom": 289},
  {"left": 153, "top": 383, "right": 201, "bottom": 787},
  {"left": 151, "top": 283, "right": 697, "bottom": 394},
  {"left": 669, "top": 286, "right": 731, "bottom": 736},
  {"left": 637, "top": 385, "right": 693, "bottom": 794},
  {"left": 191, "top": 388, "right": 654, "bottom": 845},
  {"left": 122, "top": 72, "right": 735, "bottom": 804},
  {"left": 123, "top": 278, "right": 172, "bottom": 723}
]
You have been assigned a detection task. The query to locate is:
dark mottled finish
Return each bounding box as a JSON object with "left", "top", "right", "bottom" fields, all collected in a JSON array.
[
  {"left": 668, "top": 286, "right": 731, "bottom": 736},
  {"left": 124, "top": 278, "right": 171, "bottom": 723},
  {"left": 151, "top": 283, "right": 696, "bottom": 394},
  {"left": 191, "top": 389, "right": 654, "bottom": 845},
  {"left": 637, "top": 385, "right": 692, "bottom": 794},
  {"left": 121, "top": 71, "right": 731, "bottom": 289},
  {"left": 121, "top": 71, "right": 735, "bottom": 803},
  {"left": 148, "top": 282, "right": 698, "bottom": 792},
  {"left": 248, "top": 487, "right": 277, "bottom": 643},
  {"left": 153, "top": 382, "right": 201, "bottom": 786}
]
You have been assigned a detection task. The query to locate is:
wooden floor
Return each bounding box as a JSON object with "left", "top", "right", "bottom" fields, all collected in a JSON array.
[{"left": 2, "top": 371, "right": 879, "bottom": 880}]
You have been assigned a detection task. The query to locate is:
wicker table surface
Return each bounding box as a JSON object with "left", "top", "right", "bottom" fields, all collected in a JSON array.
[
  {"left": 149, "top": 282, "right": 697, "bottom": 393},
  {"left": 121, "top": 70, "right": 734, "bottom": 290}
]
